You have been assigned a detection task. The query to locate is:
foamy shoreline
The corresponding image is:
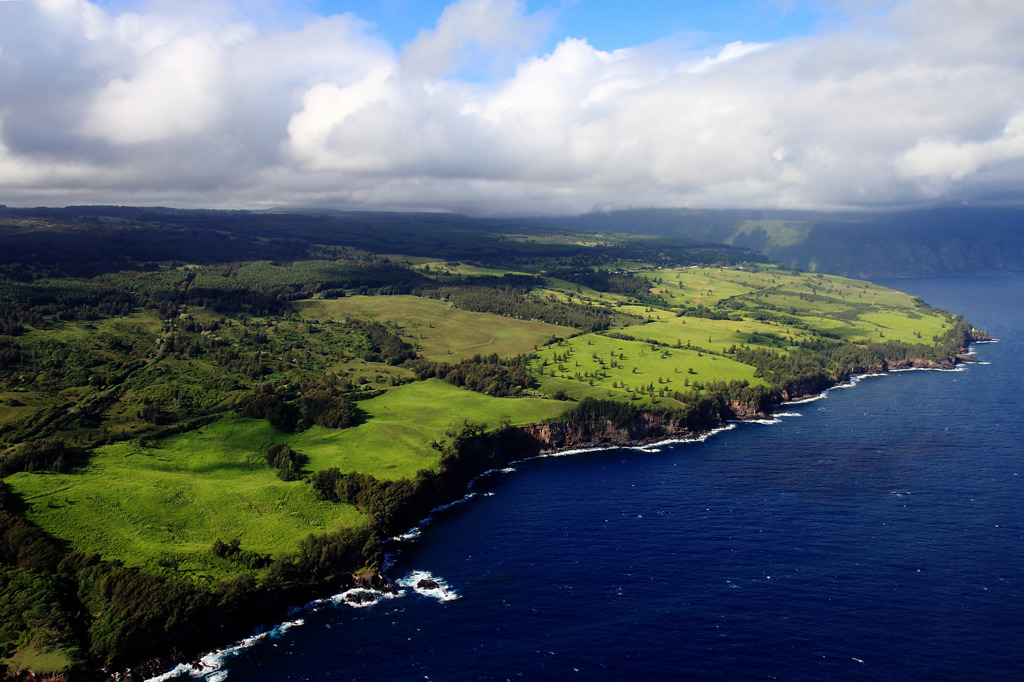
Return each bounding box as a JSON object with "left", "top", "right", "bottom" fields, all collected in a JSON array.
[{"left": 146, "top": 351, "right": 980, "bottom": 681}]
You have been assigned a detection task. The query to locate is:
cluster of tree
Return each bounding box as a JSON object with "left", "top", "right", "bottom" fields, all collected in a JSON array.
[
  {"left": 210, "top": 347, "right": 269, "bottom": 379},
  {"left": 349, "top": 318, "right": 418, "bottom": 364},
  {"left": 75, "top": 561, "right": 215, "bottom": 664},
  {"left": 306, "top": 420, "right": 537, "bottom": 539},
  {"left": 559, "top": 397, "right": 644, "bottom": 428},
  {"left": 0, "top": 335, "right": 22, "bottom": 366},
  {"left": 675, "top": 304, "right": 737, "bottom": 320},
  {"left": 0, "top": 565, "right": 82, "bottom": 668},
  {"left": 0, "top": 438, "right": 83, "bottom": 478},
  {"left": 543, "top": 267, "right": 654, "bottom": 298},
  {"left": 729, "top": 319, "right": 971, "bottom": 396},
  {"left": 265, "top": 443, "right": 308, "bottom": 481},
  {"left": 309, "top": 468, "right": 417, "bottom": 524},
  {"left": 265, "top": 525, "right": 382, "bottom": 584},
  {"left": 425, "top": 285, "right": 613, "bottom": 331},
  {"left": 455, "top": 273, "right": 544, "bottom": 289},
  {"left": 233, "top": 381, "right": 360, "bottom": 432},
  {"left": 173, "top": 285, "right": 289, "bottom": 318},
  {"left": 211, "top": 537, "right": 272, "bottom": 569},
  {"left": 410, "top": 354, "right": 534, "bottom": 397},
  {"left": 0, "top": 279, "right": 137, "bottom": 330},
  {"left": 731, "top": 346, "right": 830, "bottom": 388},
  {"left": 0, "top": 483, "right": 65, "bottom": 572},
  {"left": 3, "top": 476, "right": 297, "bottom": 670},
  {"left": 112, "top": 259, "right": 432, "bottom": 319},
  {"left": 694, "top": 380, "right": 776, "bottom": 414}
]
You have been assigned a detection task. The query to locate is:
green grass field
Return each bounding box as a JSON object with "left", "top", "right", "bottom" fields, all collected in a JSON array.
[
  {"left": 294, "top": 295, "right": 576, "bottom": 361},
  {"left": 291, "top": 379, "right": 569, "bottom": 477},
  {"left": 2, "top": 645, "right": 74, "bottom": 676},
  {"left": 639, "top": 266, "right": 949, "bottom": 345},
  {"left": 529, "top": 333, "right": 765, "bottom": 407},
  {"left": 618, "top": 316, "right": 798, "bottom": 354},
  {"left": 644, "top": 267, "right": 771, "bottom": 307},
  {"left": 4, "top": 381, "right": 567, "bottom": 580},
  {"left": 5, "top": 417, "right": 366, "bottom": 581}
]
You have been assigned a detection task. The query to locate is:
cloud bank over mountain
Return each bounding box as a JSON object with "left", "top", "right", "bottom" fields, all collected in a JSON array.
[{"left": 2, "top": 0, "right": 1023, "bottom": 215}]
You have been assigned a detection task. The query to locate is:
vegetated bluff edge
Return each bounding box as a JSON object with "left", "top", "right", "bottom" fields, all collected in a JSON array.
[{"left": 0, "top": 207, "right": 989, "bottom": 680}]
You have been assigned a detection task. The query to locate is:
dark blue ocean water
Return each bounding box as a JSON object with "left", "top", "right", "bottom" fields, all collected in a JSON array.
[{"left": 168, "top": 272, "right": 1024, "bottom": 682}]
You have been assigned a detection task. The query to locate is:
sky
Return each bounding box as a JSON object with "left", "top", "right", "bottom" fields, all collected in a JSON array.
[{"left": 1, "top": 0, "right": 1023, "bottom": 216}]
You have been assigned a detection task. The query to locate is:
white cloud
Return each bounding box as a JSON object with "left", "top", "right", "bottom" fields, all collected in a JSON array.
[
  {"left": 2, "top": 0, "right": 1024, "bottom": 213},
  {"left": 400, "top": 0, "right": 553, "bottom": 77},
  {"left": 896, "top": 111, "right": 1024, "bottom": 187},
  {"left": 81, "top": 34, "right": 225, "bottom": 144}
]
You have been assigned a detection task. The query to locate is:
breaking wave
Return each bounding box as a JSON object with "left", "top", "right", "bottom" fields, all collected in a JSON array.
[
  {"left": 396, "top": 570, "right": 460, "bottom": 602},
  {"left": 145, "top": 619, "right": 304, "bottom": 682}
]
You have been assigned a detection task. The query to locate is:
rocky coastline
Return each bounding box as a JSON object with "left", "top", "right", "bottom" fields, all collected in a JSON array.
[{"left": 13, "top": 346, "right": 978, "bottom": 682}]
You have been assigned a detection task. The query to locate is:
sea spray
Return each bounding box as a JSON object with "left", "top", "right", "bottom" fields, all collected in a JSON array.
[{"left": 145, "top": 619, "right": 305, "bottom": 682}]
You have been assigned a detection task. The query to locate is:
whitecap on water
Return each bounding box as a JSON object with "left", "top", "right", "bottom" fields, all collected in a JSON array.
[
  {"left": 541, "top": 445, "right": 618, "bottom": 458},
  {"left": 397, "top": 570, "right": 460, "bottom": 602},
  {"left": 783, "top": 393, "right": 827, "bottom": 405},
  {"left": 331, "top": 587, "right": 404, "bottom": 609},
  {"left": 393, "top": 527, "right": 422, "bottom": 542},
  {"left": 145, "top": 619, "right": 304, "bottom": 681}
]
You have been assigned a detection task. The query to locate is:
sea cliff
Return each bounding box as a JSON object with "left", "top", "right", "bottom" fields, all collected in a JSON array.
[{"left": 7, "top": 343, "right": 978, "bottom": 682}]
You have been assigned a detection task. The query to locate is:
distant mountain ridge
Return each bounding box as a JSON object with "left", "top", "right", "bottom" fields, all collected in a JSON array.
[
  {"left": 539, "top": 207, "right": 1024, "bottom": 278},
  {"left": 4, "top": 204, "right": 1022, "bottom": 278}
]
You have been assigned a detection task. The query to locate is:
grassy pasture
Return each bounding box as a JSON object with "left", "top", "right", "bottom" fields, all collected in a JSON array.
[
  {"left": 294, "top": 295, "right": 576, "bottom": 361},
  {"left": 855, "top": 309, "right": 949, "bottom": 344},
  {"left": 734, "top": 279, "right": 948, "bottom": 345},
  {"left": 616, "top": 305, "right": 676, "bottom": 321},
  {"left": 0, "top": 392, "right": 50, "bottom": 427},
  {"left": 291, "top": 379, "right": 569, "bottom": 477},
  {"left": 410, "top": 260, "right": 522, "bottom": 277},
  {"left": 540, "top": 279, "right": 631, "bottom": 306},
  {"left": 3, "top": 645, "right": 74, "bottom": 676},
  {"left": 636, "top": 265, "right": 949, "bottom": 347},
  {"left": 6, "top": 417, "right": 365, "bottom": 581},
  {"left": 644, "top": 267, "right": 772, "bottom": 307},
  {"left": 529, "top": 333, "right": 765, "bottom": 407},
  {"left": 618, "top": 316, "right": 798, "bottom": 353},
  {"left": 5, "top": 381, "right": 566, "bottom": 580}
]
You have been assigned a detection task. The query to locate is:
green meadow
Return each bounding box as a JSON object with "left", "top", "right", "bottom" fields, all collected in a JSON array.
[
  {"left": 642, "top": 266, "right": 949, "bottom": 346},
  {"left": 5, "top": 381, "right": 567, "bottom": 580},
  {"left": 289, "top": 379, "right": 569, "bottom": 477},
  {"left": 619, "top": 317, "right": 799, "bottom": 354},
  {"left": 6, "top": 416, "right": 365, "bottom": 581},
  {"left": 645, "top": 267, "right": 772, "bottom": 307},
  {"left": 529, "top": 333, "right": 765, "bottom": 407},
  {"left": 294, "top": 295, "right": 576, "bottom": 361},
  {"left": 3, "top": 645, "right": 73, "bottom": 676}
]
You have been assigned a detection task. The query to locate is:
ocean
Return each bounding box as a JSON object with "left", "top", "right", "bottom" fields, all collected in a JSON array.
[{"left": 159, "top": 271, "right": 1024, "bottom": 681}]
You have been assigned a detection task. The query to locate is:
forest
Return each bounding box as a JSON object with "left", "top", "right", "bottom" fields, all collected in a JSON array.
[{"left": 0, "top": 207, "right": 980, "bottom": 678}]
